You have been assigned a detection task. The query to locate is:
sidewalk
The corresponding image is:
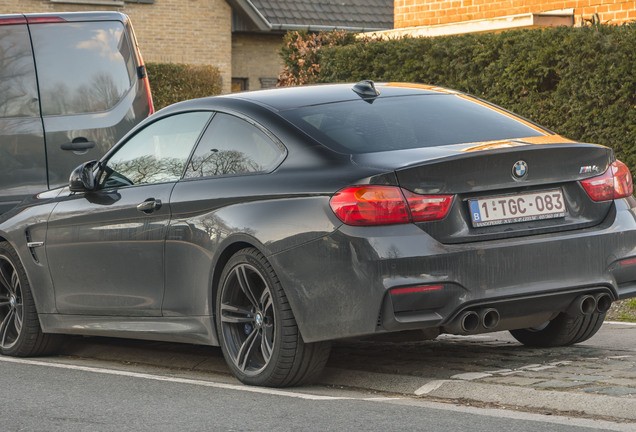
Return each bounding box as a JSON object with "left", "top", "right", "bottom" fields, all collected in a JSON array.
[{"left": 323, "top": 322, "right": 636, "bottom": 421}]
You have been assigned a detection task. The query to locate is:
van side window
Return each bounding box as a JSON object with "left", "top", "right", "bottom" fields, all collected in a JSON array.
[
  {"left": 0, "top": 24, "right": 39, "bottom": 118},
  {"left": 30, "top": 21, "right": 135, "bottom": 116},
  {"left": 184, "top": 113, "right": 283, "bottom": 178}
]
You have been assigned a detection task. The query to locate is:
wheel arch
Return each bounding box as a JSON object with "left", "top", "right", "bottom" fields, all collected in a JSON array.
[
  {"left": 0, "top": 237, "right": 49, "bottom": 316},
  {"left": 212, "top": 242, "right": 332, "bottom": 386},
  {"left": 211, "top": 241, "right": 255, "bottom": 303},
  {"left": 209, "top": 235, "right": 314, "bottom": 345}
]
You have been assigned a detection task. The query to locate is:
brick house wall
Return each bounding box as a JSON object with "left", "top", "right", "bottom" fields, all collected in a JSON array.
[
  {"left": 395, "top": 0, "right": 636, "bottom": 28},
  {"left": 0, "top": 0, "right": 232, "bottom": 93},
  {"left": 232, "top": 33, "right": 284, "bottom": 91}
]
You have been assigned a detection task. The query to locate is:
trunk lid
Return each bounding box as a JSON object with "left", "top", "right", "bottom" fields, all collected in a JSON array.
[{"left": 353, "top": 140, "right": 616, "bottom": 244}]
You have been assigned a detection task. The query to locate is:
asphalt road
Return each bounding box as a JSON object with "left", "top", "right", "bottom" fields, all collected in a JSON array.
[{"left": 0, "top": 356, "right": 631, "bottom": 432}]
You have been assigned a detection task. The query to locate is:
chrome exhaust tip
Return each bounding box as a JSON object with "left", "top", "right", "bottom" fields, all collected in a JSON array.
[
  {"left": 460, "top": 311, "right": 480, "bottom": 332},
  {"left": 567, "top": 294, "right": 597, "bottom": 316},
  {"left": 480, "top": 308, "right": 500, "bottom": 329},
  {"left": 595, "top": 293, "right": 612, "bottom": 313}
]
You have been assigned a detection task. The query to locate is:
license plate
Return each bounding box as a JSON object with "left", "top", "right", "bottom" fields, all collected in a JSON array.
[{"left": 468, "top": 189, "right": 567, "bottom": 227}]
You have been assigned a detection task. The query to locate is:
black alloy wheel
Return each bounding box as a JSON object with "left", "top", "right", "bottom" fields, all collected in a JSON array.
[
  {"left": 0, "top": 242, "right": 60, "bottom": 357},
  {"left": 0, "top": 253, "right": 23, "bottom": 351},
  {"left": 219, "top": 261, "right": 275, "bottom": 375},
  {"left": 216, "top": 248, "right": 330, "bottom": 387}
]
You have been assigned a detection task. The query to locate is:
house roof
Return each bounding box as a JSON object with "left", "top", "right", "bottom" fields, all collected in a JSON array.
[{"left": 228, "top": 0, "right": 394, "bottom": 32}]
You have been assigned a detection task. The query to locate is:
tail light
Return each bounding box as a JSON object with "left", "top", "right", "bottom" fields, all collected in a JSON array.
[
  {"left": 137, "top": 53, "right": 154, "bottom": 115},
  {"left": 128, "top": 22, "right": 155, "bottom": 114},
  {"left": 0, "top": 17, "right": 27, "bottom": 25},
  {"left": 329, "top": 186, "right": 454, "bottom": 226},
  {"left": 580, "top": 160, "right": 633, "bottom": 202},
  {"left": 26, "top": 16, "right": 66, "bottom": 24},
  {"left": 391, "top": 285, "right": 443, "bottom": 295},
  {"left": 0, "top": 16, "right": 66, "bottom": 25}
]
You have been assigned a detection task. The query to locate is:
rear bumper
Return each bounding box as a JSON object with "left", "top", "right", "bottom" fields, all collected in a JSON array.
[{"left": 271, "top": 197, "right": 636, "bottom": 343}]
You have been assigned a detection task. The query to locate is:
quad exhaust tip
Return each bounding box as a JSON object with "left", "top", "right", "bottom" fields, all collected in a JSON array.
[
  {"left": 448, "top": 292, "right": 612, "bottom": 336},
  {"left": 595, "top": 293, "right": 612, "bottom": 313},
  {"left": 459, "top": 311, "right": 480, "bottom": 332},
  {"left": 481, "top": 308, "right": 500, "bottom": 329},
  {"left": 567, "top": 293, "right": 613, "bottom": 316},
  {"left": 455, "top": 308, "right": 501, "bottom": 333}
]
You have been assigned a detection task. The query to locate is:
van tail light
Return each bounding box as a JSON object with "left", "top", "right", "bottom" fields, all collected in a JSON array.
[
  {"left": 0, "top": 16, "right": 27, "bottom": 25},
  {"left": 329, "top": 186, "right": 454, "bottom": 226},
  {"left": 0, "top": 16, "right": 67, "bottom": 26},
  {"left": 137, "top": 51, "right": 155, "bottom": 115},
  {"left": 26, "top": 16, "right": 67, "bottom": 24},
  {"left": 128, "top": 22, "right": 155, "bottom": 115},
  {"left": 580, "top": 160, "right": 633, "bottom": 202}
]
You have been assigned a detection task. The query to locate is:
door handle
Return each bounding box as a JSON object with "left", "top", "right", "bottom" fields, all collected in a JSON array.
[
  {"left": 137, "top": 198, "right": 162, "bottom": 214},
  {"left": 61, "top": 137, "right": 96, "bottom": 151}
]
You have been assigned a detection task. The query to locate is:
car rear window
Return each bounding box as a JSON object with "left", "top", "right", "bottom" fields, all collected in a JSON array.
[
  {"left": 30, "top": 20, "right": 135, "bottom": 116},
  {"left": 280, "top": 94, "right": 546, "bottom": 154}
]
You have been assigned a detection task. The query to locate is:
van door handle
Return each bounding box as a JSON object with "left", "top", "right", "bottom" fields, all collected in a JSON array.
[
  {"left": 61, "top": 138, "right": 96, "bottom": 151},
  {"left": 137, "top": 198, "right": 162, "bottom": 214}
]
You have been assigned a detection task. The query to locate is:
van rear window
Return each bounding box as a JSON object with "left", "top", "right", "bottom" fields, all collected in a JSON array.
[
  {"left": 280, "top": 94, "right": 546, "bottom": 154},
  {"left": 31, "top": 21, "right": 135, "bottom": 116}
]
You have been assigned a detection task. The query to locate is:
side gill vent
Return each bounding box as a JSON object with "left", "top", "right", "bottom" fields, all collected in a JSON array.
[{"left": 25, "top": 230, "right": 41, "bottom": 263}]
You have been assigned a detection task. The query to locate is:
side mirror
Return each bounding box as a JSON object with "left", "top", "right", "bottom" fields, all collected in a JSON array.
[{"left": 69, "top": 160, "right": 98, "bottom": 192}]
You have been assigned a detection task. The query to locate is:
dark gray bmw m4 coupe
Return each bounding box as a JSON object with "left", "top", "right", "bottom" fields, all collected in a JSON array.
[{"left": 1, "top": 81, "right": 635, "bottom": 387}]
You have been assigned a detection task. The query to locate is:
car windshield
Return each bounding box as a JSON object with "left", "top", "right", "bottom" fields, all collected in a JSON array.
[{"left": 280, "top": 94, "right": 546, "bottom": 154}]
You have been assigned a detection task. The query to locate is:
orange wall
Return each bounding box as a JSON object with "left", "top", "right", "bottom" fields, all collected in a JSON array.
[{"left": 394, "top": 1, "right": 636, "bottom": 28}]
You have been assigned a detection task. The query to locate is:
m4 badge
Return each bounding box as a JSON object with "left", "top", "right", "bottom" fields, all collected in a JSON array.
[{"left": 580, "top": 165, "right": 600, "bottom": 174}]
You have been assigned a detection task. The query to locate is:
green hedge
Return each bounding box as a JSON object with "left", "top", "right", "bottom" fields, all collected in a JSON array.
[
  {"left": 283, "top": 25, "right": 636, "bottom": 174},
  {"left": 146, "top": 62, "right": 222, "bottom": 111}
]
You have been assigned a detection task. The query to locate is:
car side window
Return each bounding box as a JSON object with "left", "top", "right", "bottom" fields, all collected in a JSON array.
[
  {"left": 184, "top": 113, "right": 283, "bottom": 178},
  {"left": 30, "top": 21, "right": 136, "bottom": 116},
  {"left": 99, "top": 112, "right": 211, "bottom": 188}
]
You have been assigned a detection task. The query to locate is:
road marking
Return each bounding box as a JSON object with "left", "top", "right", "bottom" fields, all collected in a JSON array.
[
  {"left": 520, "top": 365, "right": 556, "bottom": 371},
  {"left": 451, "top": 360, "right": 574, "bottom": 381},
  {"left": 450, "top": 372, "right": 492, "bottom": 380},
  {"left": 414, "top": 380, "right": 450, "bottom": 395},
  {"left": 483, "top": 368, "right": 512, "bottom": 374},
  {"left": 0, "top": 356, "right": 394, "bottom": 402},
  {"left": 605, "top": 321, "right": 636, "bottom": 326},
  {"left": 518, "top": 363, "right": 542, "bottom": 370}
]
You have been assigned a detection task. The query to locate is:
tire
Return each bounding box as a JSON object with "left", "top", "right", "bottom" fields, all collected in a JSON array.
[
  {"left": 509, "top": 311, "right": 606, "bottom": 347},
  {"left": 0, "top": 242, "right": 61, "bottom": 356},
  {"left": 216, "top": 248, "right": 331, "bottom": 387}
]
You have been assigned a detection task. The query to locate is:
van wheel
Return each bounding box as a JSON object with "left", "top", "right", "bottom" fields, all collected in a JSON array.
[
  {"left": 0, "top": 242, "right": 61, "bottom": 356},
  {"left": 216, "top": 248, "right": 331, "bottom": 387},
  {"left": 509, "top": 312, "right": 605, "bottom": 347}
]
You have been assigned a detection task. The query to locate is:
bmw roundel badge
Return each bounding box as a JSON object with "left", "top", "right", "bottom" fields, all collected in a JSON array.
[{"left": 512, "top": 160, "right": 528, "bottom": 179}]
